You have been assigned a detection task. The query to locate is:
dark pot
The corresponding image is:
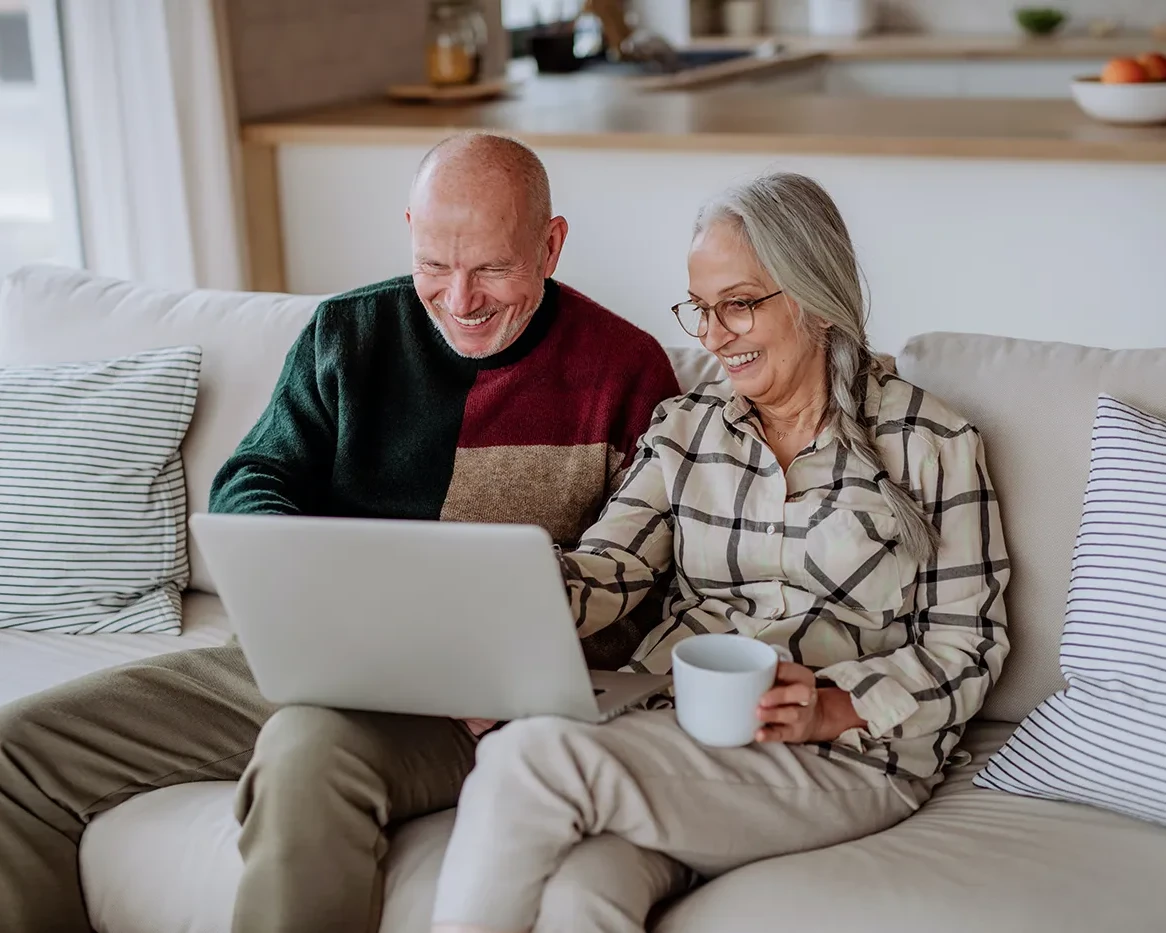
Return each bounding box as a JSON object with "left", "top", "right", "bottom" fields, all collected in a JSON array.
[{"left": 530, "top": 32, "right": 583, "bottom": 74}]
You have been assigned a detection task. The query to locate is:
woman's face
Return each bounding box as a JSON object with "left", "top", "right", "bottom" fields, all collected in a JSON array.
[{"left": 687, "top": 222, "right": 825, "bottom": 408}]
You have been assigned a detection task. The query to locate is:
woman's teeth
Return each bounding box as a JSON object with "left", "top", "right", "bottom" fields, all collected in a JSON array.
[
  {"left": 724, "top": 351, "right": 761, "bottom": 368},
  {"left": 452, "top": 312, "right": 495, "bottom": 328}
]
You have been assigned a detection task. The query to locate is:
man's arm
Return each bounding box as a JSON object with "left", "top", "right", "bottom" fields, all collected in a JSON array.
[
  {"left": 209, "top": 311, "right": 337, "bottom": 515},
  {"left": 606, "top": 343, "right": 681, "bottom": 496}
]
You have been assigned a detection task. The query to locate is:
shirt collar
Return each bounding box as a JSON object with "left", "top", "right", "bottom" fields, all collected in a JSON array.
[
  {"left": 721, "top": 365, "right": 884, "bottom": 452},
  {"left": 723, "top": 392, "right": 754, "bottom": 427}
]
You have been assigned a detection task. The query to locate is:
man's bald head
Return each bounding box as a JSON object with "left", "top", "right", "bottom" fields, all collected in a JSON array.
[
  {"left": 406, "top": 133, "right": 568, "bottom": 359},
  {"left": 411, "top": 133, "right": 552, "bottom": 237}
]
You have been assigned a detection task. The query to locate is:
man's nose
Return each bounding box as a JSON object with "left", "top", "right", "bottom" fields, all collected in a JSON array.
[{"left": 446, "top": 274, "right": 483, "bottom": 316}]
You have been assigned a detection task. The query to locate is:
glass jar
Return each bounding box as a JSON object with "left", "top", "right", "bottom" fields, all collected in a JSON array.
[{"left": 426, "top": 1, "right": 488, "bottom": 87}]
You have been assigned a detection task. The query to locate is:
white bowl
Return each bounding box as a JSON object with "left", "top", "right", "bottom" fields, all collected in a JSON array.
[{"left": 1071, "top": 77, "right": 1166, "bottom": 126}]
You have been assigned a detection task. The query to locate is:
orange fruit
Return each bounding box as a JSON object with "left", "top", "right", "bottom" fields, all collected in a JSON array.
[
  {"left": 1137, "top": 52, "right": 1166, "bottom": 81},
  {"left": 1102, "top": 57, "right": 1150, "bottom": 83}
]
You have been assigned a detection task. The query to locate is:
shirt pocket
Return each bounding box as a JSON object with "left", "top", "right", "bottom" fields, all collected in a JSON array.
[{"left": 801, "top": 504, "right": 913, "bottom": 615}]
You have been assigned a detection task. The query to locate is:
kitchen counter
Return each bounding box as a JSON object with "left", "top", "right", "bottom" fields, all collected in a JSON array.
[
  {"left": 690, "top": 32, "right": 1161, "bottom": 61},
  {"left": 243, "top": 72, "right": 1166, "bottom": 164},
  {"left": 238, "top": 44, "right": 1165, "bottom": 354}
]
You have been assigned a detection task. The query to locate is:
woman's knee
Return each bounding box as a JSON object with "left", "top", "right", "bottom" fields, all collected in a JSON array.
[
  {"left": 477, "top": 716, "right": 594, "bottom": 767},
  {"left": 537, "top": 836, "right": 691, "bottom": 933}
]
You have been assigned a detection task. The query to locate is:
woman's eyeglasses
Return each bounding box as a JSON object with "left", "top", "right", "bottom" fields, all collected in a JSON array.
[{"left": 670, "top": 291, "right": 784, "bottom": 339}]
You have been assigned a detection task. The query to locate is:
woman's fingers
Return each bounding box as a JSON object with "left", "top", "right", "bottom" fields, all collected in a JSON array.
[
  {"left": 756, "top": 723, "right": 799, "bottom": 743},
  {"left": 756, "top": 704, "right": 805, "bottom": 726},
  {"left": 758, "top": 682, "right": 815, "bottom": 708},
  {"left": 776, "top": 661, "right": 816, "bottom": 686},
  {"left": 758, "top": 662, "right": 817, "bottom": 707}
]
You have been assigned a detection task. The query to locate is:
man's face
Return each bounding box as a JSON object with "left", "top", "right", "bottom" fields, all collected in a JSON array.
[{"left": 409, "top": 191, "right": 552, "bottom": 359}]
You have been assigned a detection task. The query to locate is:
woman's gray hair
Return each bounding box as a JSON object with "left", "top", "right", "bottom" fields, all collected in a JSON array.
[{"left": 695, "top": 172, "right": 939, "bottom": 564}]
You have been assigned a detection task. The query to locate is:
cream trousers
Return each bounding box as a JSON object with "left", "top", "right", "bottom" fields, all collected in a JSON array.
[{"left": 433, "top": 710, "right": 933, "bottom": 933}]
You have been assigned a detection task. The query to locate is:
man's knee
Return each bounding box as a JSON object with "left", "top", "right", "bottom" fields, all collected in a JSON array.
[
  {"left": 237, "top": 705, "right": 371, "bottom": 828},
  {"left": 245, "top": 705, "right": 361, "bottom": 785}
]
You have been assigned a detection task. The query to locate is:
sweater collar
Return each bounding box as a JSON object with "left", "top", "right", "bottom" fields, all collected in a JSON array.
[
  {"left": 420, "top": 279, "right": 560, "bottom": 372},
  {"left": 476, "top": 279, "right": 560, "bottom": 371}
]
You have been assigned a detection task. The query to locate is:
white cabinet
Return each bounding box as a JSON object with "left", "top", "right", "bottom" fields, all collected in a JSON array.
[
  {"left": 765, "top": 59, "right": 1108, "bottom": 99},
  {"left": 960, "top": 60, "right": 1105, "bottom": 98},
  {"left": 824, "top": 61, "right": 962, "bottom": 97}
]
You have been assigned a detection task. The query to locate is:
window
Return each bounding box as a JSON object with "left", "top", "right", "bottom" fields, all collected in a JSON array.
[{"left": 0, "top": 0, "right": 81, "bottom": 277}]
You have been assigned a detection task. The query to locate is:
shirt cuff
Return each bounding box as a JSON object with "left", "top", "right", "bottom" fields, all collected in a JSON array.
[{"left": 816, "top": 660, "right": 920, "bottom": 739}]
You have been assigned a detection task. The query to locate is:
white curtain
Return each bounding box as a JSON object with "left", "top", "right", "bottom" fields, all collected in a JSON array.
[{"left": 61, "top": 0, "right": 244, "bottom": 291}]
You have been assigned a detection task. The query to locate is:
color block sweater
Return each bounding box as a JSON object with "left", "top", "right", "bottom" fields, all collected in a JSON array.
[{"left": 208, "top": 276, "right": 681, "bottom": 665}]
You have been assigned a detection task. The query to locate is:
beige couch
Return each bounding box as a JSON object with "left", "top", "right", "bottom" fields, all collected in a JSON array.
[{"left": 1, "top": 264, "right": 1164, "bottom": 933}]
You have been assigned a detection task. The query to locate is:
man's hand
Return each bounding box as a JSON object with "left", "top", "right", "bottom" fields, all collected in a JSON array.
[{"left": 754, "top": 662, "right": 866, "bottom": 744}]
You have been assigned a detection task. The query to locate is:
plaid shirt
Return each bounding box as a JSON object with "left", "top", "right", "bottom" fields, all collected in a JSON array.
[{"left": 561, "top": 369, "right": 1010, "bottom": 779}]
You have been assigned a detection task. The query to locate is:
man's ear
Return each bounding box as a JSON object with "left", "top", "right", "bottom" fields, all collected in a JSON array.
[{"left": 542, "top": 216, "right": 569, "bottom": 278}]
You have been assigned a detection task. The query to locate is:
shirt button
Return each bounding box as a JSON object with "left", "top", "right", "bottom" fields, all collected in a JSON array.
[{"left": 766, "top": 524, "right": 776, "bottom": 535}]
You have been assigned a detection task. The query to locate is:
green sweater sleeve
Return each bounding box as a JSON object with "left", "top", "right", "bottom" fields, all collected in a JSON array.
[{"left": 208, "top": 310, "right": 337, "bottom": 515}]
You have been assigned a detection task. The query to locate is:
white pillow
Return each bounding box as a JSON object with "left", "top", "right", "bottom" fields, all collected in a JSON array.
[
  {"left": 975, "top": 394, "right": 1166, "bottom": 824},
  {"left": 0, "top": 346, "right": 201, "bottom": 634}
]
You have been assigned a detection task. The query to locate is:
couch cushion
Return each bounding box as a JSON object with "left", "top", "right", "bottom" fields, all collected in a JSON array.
[
  {"left": 656, "top": 721, "right": 1166, "bottom": 933},
  {"left": 665, "top": 346, "right": 722, "bottom": 395},
  {"left": 80, "top": 721, "right": 1166, "bottom": 933},
  {"left": 80, "top": 781, "right": 454, "bottom": 933},
  {"left": 0, "top": 593, "right": 232, "bottom": 706},
  {"left": 897, "top": 334, "right": 1166, "bottom": 723},
  {"left": 0, "top": 266, "right": 320, "bottom": 594}
]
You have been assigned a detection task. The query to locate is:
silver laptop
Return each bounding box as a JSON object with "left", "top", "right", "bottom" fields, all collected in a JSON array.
[{"left": 189, "top": 514, "right": 670, "bottom": 724}]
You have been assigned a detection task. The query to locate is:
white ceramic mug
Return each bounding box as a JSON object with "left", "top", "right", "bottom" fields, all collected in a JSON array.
[{"left": 672, "top": 634, "right": 788, "bottom": 747}]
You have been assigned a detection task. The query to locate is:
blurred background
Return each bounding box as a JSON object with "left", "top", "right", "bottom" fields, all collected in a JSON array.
[
  {"left": 0, "top": 1, "right": 77, "bottom": 276},
  {"left": 2, "top": 1, "right": 1165, "bottom": 349}
]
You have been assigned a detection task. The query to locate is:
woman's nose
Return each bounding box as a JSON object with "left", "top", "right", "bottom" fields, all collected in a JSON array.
[{"left": 701, "top": 310, "right": 733, "bottom": 351}]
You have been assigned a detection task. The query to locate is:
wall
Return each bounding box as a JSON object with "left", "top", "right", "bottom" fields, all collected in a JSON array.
[
  {"left": 274, "top": 143, "right": 1166, "bottom": 353},
  {"left": 224, "top": 0, "right": 506, "bottom": 121},
  {"left": 762, "top": 0, "right": 1166, "bottom": 34}
]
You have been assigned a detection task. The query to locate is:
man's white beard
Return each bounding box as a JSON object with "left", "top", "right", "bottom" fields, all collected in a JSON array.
[{"left": 427, "top": 284, "right": 545, "bottom": 359}]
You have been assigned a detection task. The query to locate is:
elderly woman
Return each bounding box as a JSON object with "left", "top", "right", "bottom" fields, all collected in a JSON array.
[{"left": 431, "top": 173, "right": 1010, "bottom": 933}]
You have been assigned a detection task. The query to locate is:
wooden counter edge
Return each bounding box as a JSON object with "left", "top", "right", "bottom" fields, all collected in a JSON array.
[
  {"left": 240, "top": 121, "right": 1166, "bottom": 164},
  {"left": 687, "top": 34, "right": 1163, "bottom": 60}
]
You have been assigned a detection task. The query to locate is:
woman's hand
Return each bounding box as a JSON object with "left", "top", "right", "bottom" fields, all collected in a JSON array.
[{"left": 755, "top": 662, "right": 867, "bottom": 744}]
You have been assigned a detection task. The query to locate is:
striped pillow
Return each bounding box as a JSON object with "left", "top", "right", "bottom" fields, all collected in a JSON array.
[
  {"left": 0, "top": 346, "right": 201, "bottom": 634},
  {"left": 975, "top": 394, "right": 1166, "bottom": 824}
]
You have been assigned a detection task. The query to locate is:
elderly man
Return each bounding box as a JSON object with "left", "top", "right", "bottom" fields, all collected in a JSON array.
[{"left": 0, "top": 134, "right": 680, "bottom": 933}]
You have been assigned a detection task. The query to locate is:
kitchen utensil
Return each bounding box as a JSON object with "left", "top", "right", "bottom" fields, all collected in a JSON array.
[
  {"left": 723, "top": 0, "right": 762, "bottom": 38},
  {"left": 807, "top": 0, "right": 876, "bottom": 39}
]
